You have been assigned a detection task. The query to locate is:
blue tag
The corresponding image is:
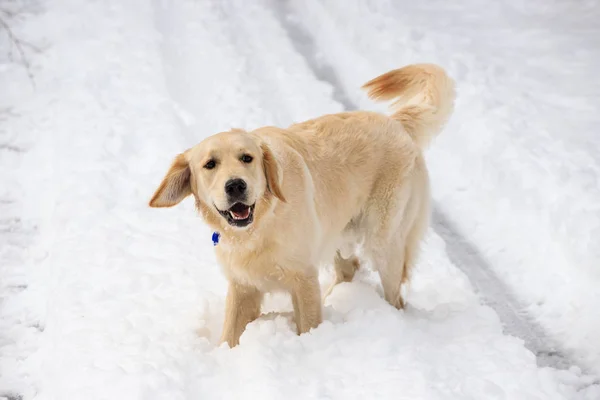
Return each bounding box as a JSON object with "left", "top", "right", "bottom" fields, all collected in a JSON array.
[{"left": 212, "top": 232, "right": 220, "bottom": 246}]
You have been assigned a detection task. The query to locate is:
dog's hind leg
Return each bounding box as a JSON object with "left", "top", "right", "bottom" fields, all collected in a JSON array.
[
  {"left": 334, "top": 250, "right": 360, "bottom": 283},
  {"left": 371, "top": 200, "right": 429, "bottom": 309},
  {"left": 373, "top": 233, "right": 408, "bottom": 309},
  {"left": 401, "top": 202, "right": 429, "bottom": 294},
  {"left": 324, "top": 250, "right": 360, "bottom": 299}
]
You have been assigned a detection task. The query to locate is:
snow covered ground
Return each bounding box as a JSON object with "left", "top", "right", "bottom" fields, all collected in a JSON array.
[
  {"left": 287, "top": 0, "right": 600, "bottom": 376},
  {"left": 1, "top": 0, "right": 599, "bottom": 399}
]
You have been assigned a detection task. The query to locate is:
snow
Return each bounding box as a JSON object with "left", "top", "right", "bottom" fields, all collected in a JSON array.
[
  {"left": 290, "top": 0, "right": 600, "bottom": 376},
  {"left": 0, "top": 0, "right": 598, "bottom": 399}
]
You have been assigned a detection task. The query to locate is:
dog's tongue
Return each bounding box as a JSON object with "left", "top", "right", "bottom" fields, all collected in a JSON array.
[{"left": 231, "top": 205, "right": 250, "bottom": 219}]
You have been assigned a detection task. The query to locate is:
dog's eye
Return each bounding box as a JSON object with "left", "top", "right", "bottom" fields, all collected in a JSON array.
[
  {"left": 241, "top": 154, "right": 253, "bottom": 163},
  {"left": 204, "top": 160, "right": 216, "bottom": 170}
]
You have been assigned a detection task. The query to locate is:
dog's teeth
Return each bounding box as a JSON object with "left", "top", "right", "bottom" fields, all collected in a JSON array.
[
  {"left": 229, "top": 211, "right": 243, "bottom": 220},
  {"left": 228, "top": 206, "right": 251, "bottom": 220}
]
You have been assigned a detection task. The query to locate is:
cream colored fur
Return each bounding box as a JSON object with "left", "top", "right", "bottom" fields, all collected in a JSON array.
[{"left": 149, "top": 63, "right": 455, "bottom": 347}]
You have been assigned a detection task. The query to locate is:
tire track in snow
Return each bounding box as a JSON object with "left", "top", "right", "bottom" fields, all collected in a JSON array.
[{"left": 272, "top": 0, "right": 575, "bottom": 372}]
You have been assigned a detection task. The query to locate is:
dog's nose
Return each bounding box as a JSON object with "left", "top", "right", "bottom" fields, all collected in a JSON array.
[{"left": 225, "top": 178, "right": 247, "bottom": 198}]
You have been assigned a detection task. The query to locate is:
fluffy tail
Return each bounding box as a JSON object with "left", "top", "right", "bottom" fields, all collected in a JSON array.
[{"left": 362, "top": 64, "right": 455, "bottom": 148}]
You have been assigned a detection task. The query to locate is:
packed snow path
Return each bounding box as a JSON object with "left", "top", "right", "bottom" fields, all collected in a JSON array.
[{"left": 1, "top": 1, "right": 599, "bottom": 399}]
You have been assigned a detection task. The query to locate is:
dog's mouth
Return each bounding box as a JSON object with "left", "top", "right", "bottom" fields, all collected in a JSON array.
[{"left": 217, "top": 202, "right": 255, "bottom": 227}]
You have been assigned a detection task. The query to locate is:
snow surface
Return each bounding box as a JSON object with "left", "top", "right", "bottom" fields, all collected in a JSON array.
[
  {"left": 290, "top": 0, "right": 600, "bottom": 376},
  {"left": 0, "top": 0, "right": 599, "bottom": 399}
]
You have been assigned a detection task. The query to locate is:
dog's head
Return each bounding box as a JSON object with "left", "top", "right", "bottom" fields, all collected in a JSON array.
[{"left": 149, "top": 130, "right": 285, "bottom": 230}]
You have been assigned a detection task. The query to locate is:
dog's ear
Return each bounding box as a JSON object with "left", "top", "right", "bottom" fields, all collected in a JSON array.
[
  {"left": 261, "top": 143, "right": 286, "bottom": 203},
  {"left": 149, "top": 153, "right": 192, "bottom": 207}
]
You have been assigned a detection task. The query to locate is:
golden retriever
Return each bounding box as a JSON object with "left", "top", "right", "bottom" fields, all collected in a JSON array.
[{"left": 149, "top": 64, "right": 455, "bottom": 347}]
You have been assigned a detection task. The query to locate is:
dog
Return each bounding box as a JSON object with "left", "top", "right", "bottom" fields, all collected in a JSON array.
[{"left": 149, "top": 64, "right": 455, "bottom": 347}]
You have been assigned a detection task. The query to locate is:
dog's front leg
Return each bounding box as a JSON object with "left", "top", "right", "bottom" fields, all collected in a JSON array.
[
  {"left": 290, "top": 272, "right": 322, "bottom": 334},
  {"left": 220, "top": 282, "right": 263, "bottom": 347}
]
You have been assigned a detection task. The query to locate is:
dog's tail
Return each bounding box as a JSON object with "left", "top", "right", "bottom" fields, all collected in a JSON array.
[{"left": 362, "top": 64, "right": 455, "bottom": 149}]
